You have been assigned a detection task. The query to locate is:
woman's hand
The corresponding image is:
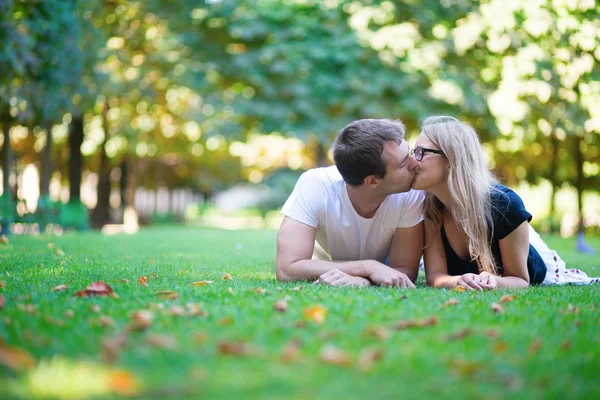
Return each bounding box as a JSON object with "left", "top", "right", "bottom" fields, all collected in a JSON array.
[
  {"left": 478, "top": 271, "right": 498, "bottom": 289},
  {"left": 456, "top": 273, "right": 485, "bottom": 291},
  {"left": 316, "top": 268, "right": 372, "bottom": 287}
]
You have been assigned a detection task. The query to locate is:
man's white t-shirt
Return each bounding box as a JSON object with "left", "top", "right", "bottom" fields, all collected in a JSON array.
[{"left": 281, "top": 166, "right": 425, "bottom": 263}]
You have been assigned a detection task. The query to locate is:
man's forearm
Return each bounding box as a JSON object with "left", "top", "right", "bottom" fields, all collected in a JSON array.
[{"left": 277, "top": 259, "right": 380, "bottom": 282}]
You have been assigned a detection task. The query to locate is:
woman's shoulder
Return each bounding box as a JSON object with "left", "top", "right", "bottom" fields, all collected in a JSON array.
[
  {"left": 490, "top": 184, "right": 532, "bottom": 238},
  {"left": 490, "top": 184, "right": 526, "bottom": 212}
]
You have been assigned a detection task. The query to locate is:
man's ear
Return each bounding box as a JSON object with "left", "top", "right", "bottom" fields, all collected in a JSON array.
[{"left": 364, "top": 175, "right": 379, "bottom": 188}]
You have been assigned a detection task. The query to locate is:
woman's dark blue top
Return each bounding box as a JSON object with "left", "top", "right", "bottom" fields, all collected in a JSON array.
[{"left": 441, "top": 184, "right": 546, "bottom": 285}]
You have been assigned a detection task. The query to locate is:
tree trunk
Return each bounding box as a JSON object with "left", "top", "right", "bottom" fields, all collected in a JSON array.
[
  {"left": 120, "top": 157, "right": 128, "bottom": 208},
  {"left": 68, "top": 115, "right": 84, "bottom": 200},
  {"left": 92, "top": 105, "right": 111, "bottom": 228},
  {"left": 40, "top": 122, "right": 53, "bottom": 196},
  {"left": 573, "top": 135, "right": 585, "bottom": 234},
  {"left": 2, "top": 122, "right": 12, "bottom": 197},
  {"left": 548, "top": 132, "right": 559, "bottom": 234}
]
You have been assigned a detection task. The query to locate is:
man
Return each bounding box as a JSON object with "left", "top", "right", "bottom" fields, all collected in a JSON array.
[{"left": 275, "top": 119, "right": 424, "bottom": 288}]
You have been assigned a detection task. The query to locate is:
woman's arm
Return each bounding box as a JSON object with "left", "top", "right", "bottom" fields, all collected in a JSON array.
[
  {"left": 493, "top": 221, "right": 530, "bottom": 288},
  {"left": 423, "top": 218, "right": 461, "bottom": 288}
]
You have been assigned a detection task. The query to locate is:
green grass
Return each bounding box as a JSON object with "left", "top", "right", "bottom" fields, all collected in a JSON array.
[{"left": 1, "top": 226, "right": 599, "bottom": 399}]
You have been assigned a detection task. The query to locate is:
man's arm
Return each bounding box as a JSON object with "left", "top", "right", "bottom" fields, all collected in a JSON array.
[
  {"left": 276, "top": 217, "right": 412, "bottom": 287},
  {"left": 388, "top": 222, "right": 424, "bottom": 282}
]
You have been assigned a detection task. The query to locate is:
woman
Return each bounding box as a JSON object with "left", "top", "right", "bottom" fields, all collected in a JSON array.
[{"left": 411, "top": 116, "right": 599, "bottom": 290}]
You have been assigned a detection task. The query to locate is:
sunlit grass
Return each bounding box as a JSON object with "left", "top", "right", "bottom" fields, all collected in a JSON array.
[{"left": 0, "top": 226, "right": 599, "bottom": 399}]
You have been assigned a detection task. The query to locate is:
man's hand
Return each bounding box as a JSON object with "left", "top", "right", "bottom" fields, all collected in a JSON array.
[
  {"left": 456, "top": 273, "right": 485, "bottom": 291},
  {"left": 368, "top": 262, "right": 415, "bottom": 288},
  {"left": 315, "top": 269, "right": 371, "bottom": 287},
  {"left": 478, "top": 271, "right": 498, "bottom": 290}
]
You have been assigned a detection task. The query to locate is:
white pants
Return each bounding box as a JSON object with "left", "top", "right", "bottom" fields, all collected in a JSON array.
[{"left": 529, "top": 225, "right": 600, "bottom": 286}]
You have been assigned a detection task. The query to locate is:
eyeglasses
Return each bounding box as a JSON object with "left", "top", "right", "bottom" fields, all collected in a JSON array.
[{"left": 411, "top": 146, "right": 444, "bottom": 161}]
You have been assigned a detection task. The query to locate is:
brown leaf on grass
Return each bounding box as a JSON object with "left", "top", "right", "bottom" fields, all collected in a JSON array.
[
  {"left": 528, "top": 339, "right": 542, "bottom": 356},
  {"left": 139, "top": 276, "right": 148, "bottom": 287},
  {"left": 0, "top": 294, "right": 4, "bottom": 310},
  {"left": 303, "top": 305, "right": 327, "bottom": 324},
  {"left": 217, "top": 316, "right": 234, "bottom": 326},
  {"left": 453, "top": 286, "right": 466, "bottom": 293},
  {"left": 491, "top": 303, "right": 505, "bottom": 314},
  {"left": 99, "top": 316, "right": 116, "bottom": 328},
  {"left": 493, "top": 341, "right": 509, "bottom": 353},
  {"left": 363, "top": 326, "right": 392, "bottom": 341},
  {"left": 449, "top": 359, "right": 481, "bottom": 377},
  {"left": 146, "top": 334, "right": 178, "bottom": 350},
  {"left": 442, "top": 298, "right": 459, "bottom": 308},
  {"left": 44, "top": 316, "right": 65, "bottom": 327},
  {"left": 108, "top": 369, "right": 139, "bottom": 396},
  {"left": 254, "top": 287, "right": 267, "bottom": 294},
  {"left": 0, "top": 343, "right": 36, "bottom": 370},
  {"left": 65, "top": 309, "right": 74, "bottom": 319},
  {"left": 319, "top": 345, "right": 352, "bottom": 366},
  {"left": 222, "top": 273, "right": 233, "bottom": 281},
  {"left": 51, "top": 284, "right": 68, "bottom": 292},
  {"left": 0, "top": 235, "right": 9, "bottom": 245},
  {"left": 191, "top": 281, "right": 213, "bottom": 286},
  {"left": 155, "top": 290, "right": 178, "bottom": 300},
  {"left": 318, "top": 330, "right": 340, "bottom": 341},
  {"left": 217, "top": 341, "right": 250, "bottom": 356},
  {"left": 91, "top": 304, "right": 101, "bottom": 313},
  {"left": 443, "top": 328, "right": 473, "bottom": 341},
  {"left": 485, "top": 329, "right": 500, "bottom": 338},
  {"left": 17, "top": 304, "right": 36, "bottom": 315},
  {"left": 560, "top": 340, "right": 571, "bottom": 351},
  {"left": 358, "top": 348, "right": 383, "bottom": 372},
  {"left": 101, "top": 332, "right": 129, "bottom": 364},
  {"left": 273, "top": 299, "right": 288, "bottom": 313},
  {"left": 0, "top": 280, "right": 6, "bottom": 288},
  {"left": 396, "top": 316, "right": 438, "bottom": 330},
  {"left": 566, "top": 304, "right": 580, "bottom": 314},
  {"left": 170, "top": 305, "right": 185, "bottom": 316},
  {"left": 186, "top": 303, "right": 208, "bottom": 318},
  {"left": 290, "top": 285, "right": 303, "bottom": 292},
  {"left": 280, "top": 339, "right": 302, "bottom": 363},
  {"left": 121, "top": 279, "right": 129, "bottom": 284},
  {"left": 73, "top": 281, "right": 118, "bottom": 298},
  {"left": 128, "top": 310, "right": 154, "bottom": 331},
  {"left": 48, "top": 242, "right": 55, "bottom": 249},
  {"left": 499, "top": 294, "right": 515, "bottom": 303},
  {"left": 55, "top": 249, "right": 65, "bottom": 256}
]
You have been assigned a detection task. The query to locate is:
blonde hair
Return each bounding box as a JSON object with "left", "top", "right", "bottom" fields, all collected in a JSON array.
[{"left": 422, "top": 116, "right": 499, "bottom": 274}]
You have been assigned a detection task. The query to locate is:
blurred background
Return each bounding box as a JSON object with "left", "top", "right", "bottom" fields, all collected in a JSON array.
[{"left": 0, "top": 0, "right": 598, "bottom": 241}]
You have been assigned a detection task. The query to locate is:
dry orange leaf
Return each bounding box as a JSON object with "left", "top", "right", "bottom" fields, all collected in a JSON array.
[
  {"left": 155, "top": 290, "right": 178, "bottom": 300},
  {"left": 443, "top": 328, "right": 473, "bottom": 341},
  {"left": 51, "top": 284, "right": 68, "bottom": 292},
  {"left": 358, "top": 348, "right": 383, "bottom": 372},
  {"left": 396, "top": 316, "right": 438, "bottom": 330},
  {"left": 0, "top": 343, "right": 36, "bottom": 371},
  {"left": 217, "top": 341, "right": 250, "bottom": 356},
  {"left": 499, "top": 294, "right": 515, "bottom": 303},
  {"left": 491, "top": 303, "right": 505, "bottom": 315},
  {"left": 108, "top": 370, "right": 139, "bottom": 396},
  {"left": 146, "top": 334, "right": 178, "bottom": 350},
  {"left": 139, "top": 276, "right": 148, "bottom": 287},
  {"left": 0, "top": 280, "right": 5, "bottom": 288},
  {"left": 0, "top": 235, "right": 9, "bottom": 245},
  {"left": 101, "top": 333, "right": 129, "bottom": 364},
  {"left": 217, "top": 316, "right": 234, "bottom": 326},
  {"left": 186, "top": 303, "right": 208, "bottom": 317},
  {"left": 493, "top": 341, "right": 509, "bottom": 353},
  {"left": 280, "top": 339, "right": 302, "bottom": 363},
  {"left": 191, "top": 281, "right": 213, "bottom": 286},
  {"left": 223, "top": 273, "right": 233, "bottom": 281},
  {"left": 129, "top": 310, "right": 154, "bottom": 331},
  {"left": 44, "top": 316, "right": 65, "bottom": 327},
  {"left": 453, "top": 286, "right": 466, "bottom": 293},
  {"left": 273, "top": 299, "right": 288, "bottom": 313},
  {"left": 450, "top": 359, "right": 481, "bottom": 377},
  {"left": 0, "top": 294, "right": 4, "bottom": 310},
  {"left": 442, "top": 298, "right": 459, "bottom": 308},
  {"left": 363, "top": 326, "right": 392, "bottom": 341},
  {"left": 560, "top": 340, "right": 571, "bottom": 351},
  {"left": 303, "top": 305, "right": 327, "bottom": 324},
  {"left": 319, "top": 345, "right": 352, "bottom": 366},
  {"left": 73, "top": 281, "right": 118, "bottom": 298},
  {"left": 170, "top": 305, "right": 185, "bottom": 316},
  {"left": 99, "top": 315, "right": 116, "bottom": 328},
  {"left": 254, "top": 287, "right": 267, "bottom": 294}
]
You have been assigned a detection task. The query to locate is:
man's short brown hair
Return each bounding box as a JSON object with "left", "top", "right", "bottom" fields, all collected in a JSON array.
[{"left": 332, "top": 119, "right": 405, "bottom": 186}]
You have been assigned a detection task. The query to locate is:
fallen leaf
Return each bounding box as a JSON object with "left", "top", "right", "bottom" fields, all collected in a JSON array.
[
  {"left": 560, "top": 340, "right": 571, "bottom": 351},
  {"left": 0, "top": 343, "right": 36, "bottom": 370},
  {"left": 450, "top": 359, "right": 481, "bottom": 377},
  {"left": 44, "top": 316, "right": 65, "bottom": 327},
  {"left": 273, "top": 299, "right": 288, "bottom": 313},
  {"left": 217, "top": 316, "right": 233, "bottom": 326},
  {"left": 363, "top": 326, "right": 392, "bottom": 341},
  {"left": 280, "top": 339, "right": 302, "bottom": 363},
  {"left": 493, "top": 341, "right": 509, "bottom": 353},
  {"left": 567, "top": 304, "right": 580, "bottom": 314},
  {"left": 358, "top": 348, "right": 383, "bottom": 372},
  {"left": 73, "top": 281, "right": 118, "bottom": 298},
  {"left": 48, "top": 243, "right": 55, "bottom": 249},
  {"left": 128, "top": 310, "right": 154, "bottom": 331},
  {"left": 65, "top": 309, "right": 75, "bottom": 318},
  {"left": 17, "top": 304, "right": 36, "bottom": 315},
  {"left": 108, "top": 370, "right": 139, "bottom": 396},
  {"left": 191, "top": 281, "right": 213, "bottom": 286},
  {"left": 443, "top": 328, "right": 473, "bottom": 341},
  {"left": 485, "top": 329, "right": 500, "bottom": 338},
  {"left": 217, "top": 341, "right": 250, "bottom": 356},
  {"left": 499, "top": 294, "right": 515, "bottom": 303},
  {"left": 139, "top": 276, "right": 148, "bottom": 287},
  {"left": 0, "top": 295, "right": 4, "bottom": 310},
  {"left": 91, "top": 304, "right": 101, "bottom": 313},
  {"left": 227, "top": 287, "right": 235, "bottom": 295},
  {"left": 0, "top": 281, "right": 5, "bottom": 289},
  {"left": 186, "top": 303, "right": 208, "bottom": 317},
  {"left": 254, "top": 287, "right": 267, "bottom": 294},
  {"left": 491, "top": 303, "right": 505, "bottom": 315},
  {"left": 303, "top": 305, "right": 327, "bottom": 324},
  {"left": 396, "top": 316, "right": 438, "bottom": 330},
  {"left": 528, "top": 339, "right": 542, "bottom": 356},
  {"left": 170, "top": 305, "right": 185, "bottom": 316},
  {"left": 101, "top": 333, "right": 129, "bottom": 364},
  {"left": 194, "top": 332, "right": 209, "bottom": 343},
  {"left": 223, "top": 273, "right": 233, "bottom": 281},
  {"left": 318, "top": 330, "right": 339, "bottom": 341},
  {"left": 290, "top": 285, "right": 303, "bottom": 292},
  {"left": 55, "top": 249, "right": 65, "bottom": 256},
  {"left": 319, "top": 345, "right": 352, "bottom": 366},
  {"left": 120, "top": 279, "right": 129, "bottom": 284},
  {"left": 99, "top": 316, "right": 116, "bottom": 328},
  {"left": 51, "top": 284, "right": 68, "bottom": 292},
  {"left": 0, "top": 235, "right": 9, "bottom": 245},
  {"left": 453, "top": 286, "right": 466, "bottom": 293},
  {"left": 146, "top": 334, "right": 178, "bottom": 350},
  {"left": 442, "top": 298, "right": 459, "bottom": 308},
  {"left": 155, "top": 290, "right": 178, "bottom": 300}
]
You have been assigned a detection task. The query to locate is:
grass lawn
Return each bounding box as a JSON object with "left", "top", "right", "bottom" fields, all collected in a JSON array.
[{"left": 1, "top": 226, "right": 599, "bottom": 399}]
